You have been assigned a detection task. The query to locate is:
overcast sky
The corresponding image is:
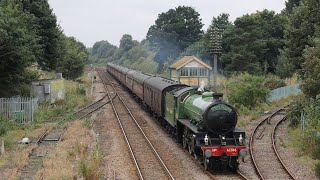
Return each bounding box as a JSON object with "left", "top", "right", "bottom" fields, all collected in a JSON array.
[{"left": 48, "top": 0, "right": 287, "bottom": 47}]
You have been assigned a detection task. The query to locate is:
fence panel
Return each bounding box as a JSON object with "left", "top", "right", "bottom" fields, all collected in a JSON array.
[
  {"left": 0, "top": 97, "right": 38, "bottom": 124},
  {"left": 268, "top": 84, "right": 302, "bottom": 102}
]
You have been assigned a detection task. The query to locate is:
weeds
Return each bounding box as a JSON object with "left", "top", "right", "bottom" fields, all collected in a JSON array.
[
  {"left": 78, "top": 145, "right": 103, "bottom": 180},
  {"left": 76, "top": 84, "right": 86, "bottom": 95},
  {"left": 82, "top": 119, "right": 93, "bottom": 129},
  {"left": 315, "top": 162, "right": 320, "bottom": 178},
  {"left": 0, "top": 116, "right": 17, "bottom": 136}
]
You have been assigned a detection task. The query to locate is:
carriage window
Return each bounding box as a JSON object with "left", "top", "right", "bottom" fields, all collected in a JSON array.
[{"left": 126, "top": 77, "right": 132, "bottom": 84}]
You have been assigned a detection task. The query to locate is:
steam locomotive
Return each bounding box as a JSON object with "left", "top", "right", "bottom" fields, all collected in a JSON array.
[{"left": 106, "top": 63, "right": 247, "bottom": 171}]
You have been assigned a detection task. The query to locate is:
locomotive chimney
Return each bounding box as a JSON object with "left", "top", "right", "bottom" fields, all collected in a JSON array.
[{"left": 212, "top": 93, "right": 223, "bottom": 101}]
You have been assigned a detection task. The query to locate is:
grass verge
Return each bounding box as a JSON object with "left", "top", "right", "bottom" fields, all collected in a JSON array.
[{"left": 0, "top": 72, "right": 91, "bottom": 179}]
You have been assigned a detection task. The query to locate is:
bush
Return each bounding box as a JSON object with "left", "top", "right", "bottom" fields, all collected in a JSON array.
[
  {"left": 298, "top": 130, "right": 318, "bottom": 155},
  {"left": 315, "top": 162, "right": 320, "bottom": 178},
  {"left": 0, "top": 116, "right": 17, "bottom": 136},
  {"left": 264, "top": 75, "right": 286, "bottom": 89},
  {"left": 304, "top": 98, "right": 320, "bottom": 130},
  {"left": 287, "top": 96, "right": 308, "bottom": 127},
  {"left": 226, "top": 73, "right": 270, "bottom": 109},
  {"left": 288, "top": 97, "right": 320, "bottom": 159},
  {"left": 313, "top": 144, "right": 320, "bottom": 159}
]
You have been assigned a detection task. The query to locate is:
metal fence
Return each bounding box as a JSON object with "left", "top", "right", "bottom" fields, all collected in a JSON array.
[
  {"left": 268, "top": 84, "right": 302, "bottom": 102},
  {"left": 0, "top": 97, "right": 38, "bottom": 124}
]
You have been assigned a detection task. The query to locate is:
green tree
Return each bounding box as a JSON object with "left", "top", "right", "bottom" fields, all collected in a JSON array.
[
  {"left": 180, "top": 37, "right": 211, "bottom": 61},
  {"left": 181, "top": 14, "right": 231, "bottom": 62},
  {"left": 277, "top": 0, "right": 320, "bottom": 77},
  {"left": 119, "top": 34, "right": 137, "bottom": 51},
  {"left": 118, "top": 40, "right": 158, "bottom": 72},
  {"left": 0, "top": 1, "right": 40, "bottom": 96},
  {"left": 91, "top": 40, "right": 117, "bottom": 58},
  {"left": 147, "top": 6, "right": 203, "bottom": 69},
  {"left": 222, "top": 10, "right": 285, "bottom": 74},
  {"left": 285, "top": 0, "right": 302, "bottom": 13},
  {"left": 300, "top": 36, "right": 320, "bottom": 98},
  {"left": 20, "top": 0, "right": 61, "bottom": 71},
  {"left": 89, "top": 40, "right": 117, "bottom": 64},
  {"left": 209, "top": 13, "right": 232, "bottom": 30},
  {"left": 57, "top": 35, "right": 88, "bottom": 80}
]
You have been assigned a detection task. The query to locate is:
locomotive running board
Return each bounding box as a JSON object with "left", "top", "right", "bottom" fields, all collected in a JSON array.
[{"left": 177, "top": 119, "right": 199, "bottom": 133}]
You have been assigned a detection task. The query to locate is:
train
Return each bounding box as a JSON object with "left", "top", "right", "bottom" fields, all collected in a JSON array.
[{"left": 106, "top": 63, "right": 247, "bottom": 171}]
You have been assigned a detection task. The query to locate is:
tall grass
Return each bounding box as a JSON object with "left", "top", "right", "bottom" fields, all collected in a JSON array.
[{"left": 78, "top": 145, "right": 103, "bottom": 179}]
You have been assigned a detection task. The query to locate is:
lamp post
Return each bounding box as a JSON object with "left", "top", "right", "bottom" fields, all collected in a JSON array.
[{"left": 210, "top": 27, "right": 222, "bottom": 92}]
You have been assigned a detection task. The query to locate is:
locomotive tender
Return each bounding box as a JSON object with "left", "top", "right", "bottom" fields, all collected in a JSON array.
[{"left": 106, "top": 63, "right": 247, "bottom": 171}]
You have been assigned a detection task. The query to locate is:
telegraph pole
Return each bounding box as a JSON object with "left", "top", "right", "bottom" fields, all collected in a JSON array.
[{"left": 210, "top": 27, "right": 222, "bottom": 92}]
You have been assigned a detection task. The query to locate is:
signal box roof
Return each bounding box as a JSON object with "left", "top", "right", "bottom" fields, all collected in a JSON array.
[{"left": 170, "top": 56, "right": 212, "bottom": 70}]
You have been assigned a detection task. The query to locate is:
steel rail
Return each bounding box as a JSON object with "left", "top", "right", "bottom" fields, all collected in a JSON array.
[
  {"left": 76, "top": 96, "right": 116, "bottom": 120},
  {"left": 272, "top": 116, "right": 296, "bottom": 179},
  {"left": 206, "top": 171, "right": 216, "bottom": 180},
  {"left": 249, "top": 107, "right": 285, "bottom": 180},
  {"left": 207, "top": 170, "right": 248, "bottom": 180},
  {"left": 237, "top": 170, "right": 249, "bottom": 180},
  {"left": 57, "top": 70, "right": 116, "bottom": 124},
  {"left": 57, "top": 96, "right": 107, "bottom": 124},
  {"left": 97, "top": 69, "right": 144, "bottom": 180},
  {"left": 98, "top": 69, "right": 175, "bottom": 180},
  {"left": 36, "top": 130, "right": 48, "bottom": 144}
]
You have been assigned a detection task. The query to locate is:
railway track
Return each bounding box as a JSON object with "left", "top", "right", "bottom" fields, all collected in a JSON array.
[
  {"left": 97, "top": 69, "right": 174, "bottom": 180},
  {"left": 237, "top": 170, "right": 249, "bottom": 180},
  {"left": 19, "top": 70, "right": 112, "bottom": 180},
  {"left": 249, "top": 107, "right": 296, "bottom": 180},
  {"left": 206, "top": 170, "right": 248, "bottom": 180}
]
